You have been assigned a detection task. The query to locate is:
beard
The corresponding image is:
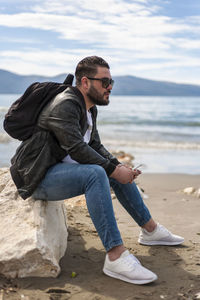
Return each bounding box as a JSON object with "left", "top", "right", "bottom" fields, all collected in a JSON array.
[{"left": 87, "top": 85, "right": 110, "bottom": 106}]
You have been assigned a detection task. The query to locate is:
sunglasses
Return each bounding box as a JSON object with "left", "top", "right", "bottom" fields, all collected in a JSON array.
[{"left": 87, "top": 77, "right": 114, "bottom": 89}]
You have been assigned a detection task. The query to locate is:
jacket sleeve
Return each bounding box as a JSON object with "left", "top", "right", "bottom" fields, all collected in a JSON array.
[
  {"left": 89, "top": 127, "right": 120, "bottom": 166},
  {"left": 43, "top": 99, "right": 117, "bottom": 176}
]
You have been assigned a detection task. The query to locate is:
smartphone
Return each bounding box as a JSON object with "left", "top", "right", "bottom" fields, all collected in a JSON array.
[{"left": 133, "top": 164, "right": 143, "bottom": 170}]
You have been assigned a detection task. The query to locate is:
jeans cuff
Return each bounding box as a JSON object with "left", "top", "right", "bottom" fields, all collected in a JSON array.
[
  {"left": 105, "top": 240, "right": 123, "bottom": 252},
  {"left": 138, "top": 215, "right": 152, "bottom": 227}
]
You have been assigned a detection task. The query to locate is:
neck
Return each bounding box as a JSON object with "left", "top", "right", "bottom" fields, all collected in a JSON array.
[{"left": 77, "top": 86, "right": 94, "bottom": 111}]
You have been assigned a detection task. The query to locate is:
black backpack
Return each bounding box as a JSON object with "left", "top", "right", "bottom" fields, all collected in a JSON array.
[{"left": 3, "top": 74, "right": 74, "bottom": 141}]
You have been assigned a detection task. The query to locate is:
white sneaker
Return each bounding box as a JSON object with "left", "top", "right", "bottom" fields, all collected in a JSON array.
[
  {"left": 103, "top": 250, "right": 157, "bottom": 285},
  {"left": 138, "top": 224, "right": 184, "bottom": 246}
]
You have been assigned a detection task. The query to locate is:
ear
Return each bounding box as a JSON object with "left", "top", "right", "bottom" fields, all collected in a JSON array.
[{"left": 81, "top": 76, "right": 89, "bottom": 90}]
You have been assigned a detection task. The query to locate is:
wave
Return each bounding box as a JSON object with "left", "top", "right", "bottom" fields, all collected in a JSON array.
[
  {"left": 0, "top": 133, "right": 11, "bottom": 143},
  {"left": 0, "top": 106, "right": 8, "bottom": 111},
  {"left": 98, "top": 119, "right": 200, "bottom": 127},
  {"left": 102, "top": 139, "right": 200, "bottom": 150}
]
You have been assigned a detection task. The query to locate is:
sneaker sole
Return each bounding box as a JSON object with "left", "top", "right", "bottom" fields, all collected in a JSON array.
[
  {"left": 103, "top": 268, "right": 157, "bottom": 285},
  {"left": 138, "top": 239, "right": 184, "bottom": 246}
]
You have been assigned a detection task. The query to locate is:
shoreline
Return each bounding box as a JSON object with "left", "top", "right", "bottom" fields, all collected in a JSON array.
[{"left": 0, "top": 136, "right": 200, "bottom": 174}]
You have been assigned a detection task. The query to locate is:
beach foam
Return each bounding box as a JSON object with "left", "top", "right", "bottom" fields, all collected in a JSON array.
[{"left": 0, "top": 132, "right": 11, "bottom": 143}]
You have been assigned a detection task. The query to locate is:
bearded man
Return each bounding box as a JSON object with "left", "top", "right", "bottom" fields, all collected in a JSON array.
[{"left": 11, "top": 56, "right": 184, "bottom": 285}]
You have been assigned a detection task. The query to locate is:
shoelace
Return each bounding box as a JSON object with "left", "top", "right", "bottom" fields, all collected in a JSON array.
[
  {"left": 121, "top": 254, "right": 141, "bottom": 268},
  {"left": 158, "top": 224, "right": 170, "bottom": 235}
]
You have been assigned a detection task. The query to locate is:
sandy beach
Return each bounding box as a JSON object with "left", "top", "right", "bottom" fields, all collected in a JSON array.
[{"left": 0, "top": 173, "right": 200, "bottom": 300}]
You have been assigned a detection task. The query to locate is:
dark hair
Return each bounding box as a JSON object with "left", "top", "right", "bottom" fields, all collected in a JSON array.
[{"left": 75, "top": 56, "right": 110, "bottom": 86}]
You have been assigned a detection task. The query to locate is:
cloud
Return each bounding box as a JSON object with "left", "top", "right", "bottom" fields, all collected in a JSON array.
[
  {"left": 0, "top": 47, "right": 200, "bottom": 85},
  {"left": 175, "top": 38, "right": 200, "bottom": 49},
  {"left": 0, "top": 10, "right": 194, "bottom": 49},
  {"left": 31, "top": 0, "right": 153, "bottom": 16},
  {"left": 0, "top": 49, "right": 82, "bottom": 75},
  {"left": 0, "top": 0, "right": 200, "bottom": 84},
  {"left": 0, "top": 37, "right": 42, "bottom": 45}
]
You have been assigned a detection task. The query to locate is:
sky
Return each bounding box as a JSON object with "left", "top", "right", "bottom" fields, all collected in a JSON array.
[{"left": 0, "top": 0, "right": 200, "bottom": 85}]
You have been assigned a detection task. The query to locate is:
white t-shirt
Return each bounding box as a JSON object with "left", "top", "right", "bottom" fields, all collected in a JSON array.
[{"left": 62, "top": 110, "right": 93, "bottom": 164}]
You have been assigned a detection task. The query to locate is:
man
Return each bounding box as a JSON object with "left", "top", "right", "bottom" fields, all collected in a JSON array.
[{"left": 11, "top": 56, "right": 184, "bottom": 285}]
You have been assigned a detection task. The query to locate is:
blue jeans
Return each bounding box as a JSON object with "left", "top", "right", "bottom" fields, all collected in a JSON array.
[{"left": 33, "top": 163, "right": 151, "bottom": 251}]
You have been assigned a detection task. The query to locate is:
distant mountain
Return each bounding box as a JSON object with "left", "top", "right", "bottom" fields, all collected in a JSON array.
[
  {"left": 0, "top": 69, "right": 65, "bottom": 94},
  {"left": 1, "top": 69, "right": 200, "bottom": 96},
  {"left": 113, "top": 75, "right": 200, "bottom": 96}
]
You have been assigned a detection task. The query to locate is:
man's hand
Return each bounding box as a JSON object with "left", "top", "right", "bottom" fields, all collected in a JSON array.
[{"left": 110, "top": 164, "right": 141, "bottom": 184}]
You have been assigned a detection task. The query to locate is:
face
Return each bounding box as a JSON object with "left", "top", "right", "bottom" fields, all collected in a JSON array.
[{"left": 87, "top": 67, "right": 113, "bottom": 106}]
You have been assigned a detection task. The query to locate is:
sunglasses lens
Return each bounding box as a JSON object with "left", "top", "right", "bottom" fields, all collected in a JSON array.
[
  {"left": 102, "top": 78, "right": 114, "bottom": 88},
  {"left": 110, "top": 79, "right": 114, "bottom": 87}
]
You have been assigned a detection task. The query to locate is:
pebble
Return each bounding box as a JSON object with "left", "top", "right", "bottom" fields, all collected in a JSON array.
[
  {"left": 71, "top": 271, "right": 77, "bottom": 278},
  {"left": 182, "top": 187, "right": 196, "bottom": 195},
  {"left": 195, "top": 292, "right": 200, "bottom": 299},
  {"left": 195, "top": 188, "right": 200, "bottom": 198},
  {"left": 180, "top": 186, "right": 200, "bottom": 198},
  {"left": 21, "top": 295, "right": 30, "bottom": 300},
  {"left": 0, "top": 290, "right": 4, "bottom": 300}
]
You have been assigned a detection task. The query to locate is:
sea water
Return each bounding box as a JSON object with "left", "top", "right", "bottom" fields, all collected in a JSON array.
[{"left": 0, "top": 94, "right": 200, "bottom": 174}]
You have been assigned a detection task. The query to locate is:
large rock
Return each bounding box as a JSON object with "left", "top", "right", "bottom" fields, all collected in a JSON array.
[{"left": 0, "top": 168, "right": 68, "bottom": 278}]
